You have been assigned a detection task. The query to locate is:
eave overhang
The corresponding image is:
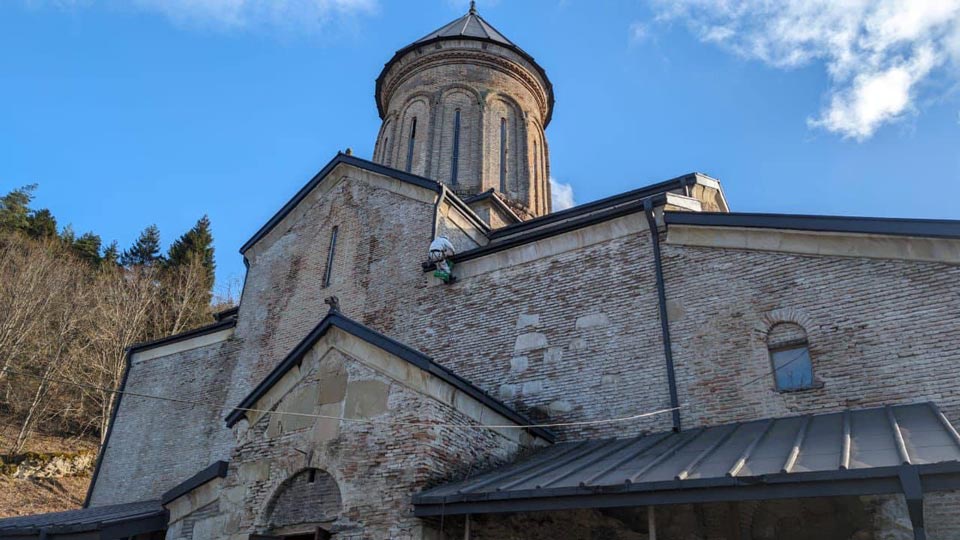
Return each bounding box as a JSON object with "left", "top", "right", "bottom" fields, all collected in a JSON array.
[{"left": 239, "top": 153, "right": 442, "bottom": 255}]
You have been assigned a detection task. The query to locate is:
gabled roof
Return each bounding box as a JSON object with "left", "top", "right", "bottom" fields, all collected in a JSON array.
[
  {"left": 240, "top": 152, "right": 442, "bottom": 255},
  {"left": 224, "top": 309, "right": 554, "bottom": 442},
  {"left": 0, "top": 500, "right": 166, "bottom": 538},
  {"left": 414, "top": 402, "right": 960, "bottom": 516},
  {"left": 462, "top": 188, "right": 524, "bottom": 225},
  {"left": 443, "top": 172, "right": 712, "bottom": 265},
  {"left": 665, "top": 211, "right": 960, "bottom": 239}
]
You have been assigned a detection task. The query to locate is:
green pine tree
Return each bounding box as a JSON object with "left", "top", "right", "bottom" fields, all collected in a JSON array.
[
  {"left": 166, "top": 215, "right": 216, "bottom": 292},
  {"left": 72, "top": 232, "right": 103, "bottom": 264},
  {"left": 102, "top": 240, "right": 120, "bottom": 267},
  {"left": 60, "top": 224, "right": 76, "bottom": 245},
  {"left": 26, "top": 208, "right": 58, "bottom": 239},
  {"left": 0, "top": 184, "right": 37, "bottom": 233},
  {"left": 121, "top": 225, "right": 162, "bottom": 267}
]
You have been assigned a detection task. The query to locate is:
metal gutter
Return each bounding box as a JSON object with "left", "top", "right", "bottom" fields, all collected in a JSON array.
[
  {"left": 645, "top": 198, "right": 682, "bottom": 432},
  {"left": 161, "top": 461, "right": 229, "bottom": 505},
  {"left": 412, "top": 461, "right": 960, "bottom": 517},
  {"left": 442, "top": 193, "right": 669, "bottom": 268},
  {"left": 664, "top": 211, "right": 960, "bottom": 240},
  {"left": 489, "top": 174, "right": 698, "bottom": 241}
]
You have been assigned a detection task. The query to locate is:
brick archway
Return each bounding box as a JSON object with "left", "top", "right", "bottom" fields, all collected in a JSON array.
[{"left": 262, "top": 468, "right": 342, "bottom": 533}]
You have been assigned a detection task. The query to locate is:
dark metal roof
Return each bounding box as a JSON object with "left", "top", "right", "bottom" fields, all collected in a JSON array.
[
  {"left": 414, "top": 403, "right": 960, "bottom": 516},
  {"left": 0, "top": 500, "right": 166, "bottom": 538},
  {"left": 225, "top": 309, "right": 554, "bottom": 442},
  {"left": 665, "top": 211, "right": 960, "bottom": 239},
  {"left": 240, "top": 152, "right": 442, "bottom": 255},
  {"left": 376, "top": 5, "right": 554, "bottom": 126},
  {"left": 414, "top": 4, "right": 515, "bottom": 48},
  {"left": 488, "top": 173, "right": 701, "bottom": 241},
  {"left": 161, "top": 460, "right": 229, "bottom": 505},
  {"left": 443, "top": 192, "right": 669, "bottom": 267},
  {"left": 127, "top": 316, "right": 237, "bottom": 354}
]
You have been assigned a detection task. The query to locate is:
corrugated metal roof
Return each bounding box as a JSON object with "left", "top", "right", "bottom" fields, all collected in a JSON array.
[
  {"left": 415, "top": 403, "right": 960, "bottom": 515},
  {"left": 0, "top": 500, "right": 165, "bottom": 537}
]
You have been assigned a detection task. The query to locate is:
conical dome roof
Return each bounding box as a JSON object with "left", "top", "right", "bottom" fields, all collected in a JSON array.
[
  {"left": 412, "top": 2, "right": 517, "bottom": 49},
  {"left": 376, "top": 2, "right": 554, "bottom": 125}
]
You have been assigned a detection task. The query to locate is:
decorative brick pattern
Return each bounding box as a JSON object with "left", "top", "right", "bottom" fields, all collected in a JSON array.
[{"left": 374, "top": 39, "right": 552, "bottom": 217}]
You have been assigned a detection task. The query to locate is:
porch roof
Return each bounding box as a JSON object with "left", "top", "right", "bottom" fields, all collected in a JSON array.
[
  {"left": 0, "top": 500, "right": 166, "bottom": 539},
  {"left": 414, "top": 402, "right": 960, "bottom": 517}
]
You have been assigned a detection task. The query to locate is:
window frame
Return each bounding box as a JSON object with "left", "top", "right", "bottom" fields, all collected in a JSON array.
[{"left": 767, "top": 338, "right": 818, "bottom": 392}]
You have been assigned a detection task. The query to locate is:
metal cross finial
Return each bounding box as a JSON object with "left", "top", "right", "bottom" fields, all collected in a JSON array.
[{"left": 469, "top": 1, "right": 477, "bottom": 14}]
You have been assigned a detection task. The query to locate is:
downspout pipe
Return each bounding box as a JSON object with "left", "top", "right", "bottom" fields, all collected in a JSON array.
[{"left": 644, "top": 198, "right": 682, "bottom": 432}]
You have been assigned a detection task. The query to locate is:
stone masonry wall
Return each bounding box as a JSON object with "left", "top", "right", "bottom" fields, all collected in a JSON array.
[
  {"left": 229, "top": 168, "right": 439, "bottom": 428},
  {"left": 391, "top": 215, "right": 674, "bottom": 440},
  {"left": 90, "top": 336, "right": 241, "bottom": 506},
  {"left": 197, "top": 340, "right": 527, "bottom": 540}
]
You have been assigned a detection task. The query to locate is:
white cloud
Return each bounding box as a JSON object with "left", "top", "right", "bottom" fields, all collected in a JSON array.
[
  {"left": 629, "top": 21, "right": 649, "bottom": 43},
  {"left": 550, "top": 177, "right": 576, "bottom": 211},
  {"left": 136, "top": 0, "right": 377, "bottom": 31},
  {"left": 648, "top": 0, "right": 960, "bottom": 140},
  {"left": 34, "top": 0, "right": 378, "bottom": 33}
]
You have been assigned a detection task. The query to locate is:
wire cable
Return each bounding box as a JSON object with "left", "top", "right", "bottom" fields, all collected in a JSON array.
[
  {"left": 2, "top": 366, "right": 678, "bottom": 430},
  {"left": 2, "top": 346, "right": 810, "bottom": 432}
]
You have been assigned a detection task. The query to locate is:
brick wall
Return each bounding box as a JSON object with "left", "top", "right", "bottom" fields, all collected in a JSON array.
[
  {"left": 374, "top": 39, "right": 551, "bottom": 216},
  {"left": 90, "top": 336, "right": 241, "bottom": 506},
  {"left": 660, "top": 242, "right": 960, "bottom": 429}
]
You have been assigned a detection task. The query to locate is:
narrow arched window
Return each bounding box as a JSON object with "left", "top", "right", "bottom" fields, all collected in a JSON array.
[
  {"left": 322, "top": 226, "right": 338, "bottom": 288},
  {"left": 450, "top": 109, "right": 461, "bottom": 184},
  {"left": 767, "top": 322, "right": 815, "bottom": 391},
  {"left": 405, "top": 117, "right": 417, "bottom": 173},
  {"left": 499, "top": 117, "right": 508, "bottom": 192},
  {"left": 533, "top": 140, "right": 539, "bottom": 183}
]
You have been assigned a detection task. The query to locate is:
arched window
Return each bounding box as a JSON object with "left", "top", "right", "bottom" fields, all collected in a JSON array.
[
  {"left": 321, "top": 226, "right": 338, "bottom": 289},
  {"left": 767, "top": 322, "right": 816, "bottom": 391},
  {"left": 405, "top": 116, "right": 418, "bottom": 173},
  {"left": 499, "top": 117, "right": 508, "bottom": 192},
  {"left": 451, "top": 109, "right": 461, "bottom": 184}
]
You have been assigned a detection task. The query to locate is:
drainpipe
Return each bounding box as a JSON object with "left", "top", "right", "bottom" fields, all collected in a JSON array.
[
  {"left": 644, "top": 198, "right": 682, "bottom": 432},
  {"left": 432, "top": 185, "right": 448, "bottom": 239},
  {"left": 648, "top": 506, "right": 657, "bottom": 540},
  {"left": 463, "top": 515, "right": 471, "bottom": 540}
]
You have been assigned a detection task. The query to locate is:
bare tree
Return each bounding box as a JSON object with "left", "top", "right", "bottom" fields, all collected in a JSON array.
[{"left": 81, "top": 265, "right": 160, "bottom": 442}]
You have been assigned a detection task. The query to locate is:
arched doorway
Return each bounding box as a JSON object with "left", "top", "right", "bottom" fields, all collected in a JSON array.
[{"left": 257, "top": 468, "right": 342, "bottom": 539}]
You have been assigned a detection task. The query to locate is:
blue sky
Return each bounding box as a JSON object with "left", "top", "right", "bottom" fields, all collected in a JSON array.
[{"left": 2, "top": 0, "right": 958, "bottom": 292}]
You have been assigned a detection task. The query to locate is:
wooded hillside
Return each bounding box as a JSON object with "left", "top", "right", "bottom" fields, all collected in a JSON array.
[{"left": 0, "top": 184, "right": 232, "bottom": 457}]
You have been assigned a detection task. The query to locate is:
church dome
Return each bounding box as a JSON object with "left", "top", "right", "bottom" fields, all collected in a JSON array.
[{"left": 373, "top": 2, "right": 555, "bottom": 218}]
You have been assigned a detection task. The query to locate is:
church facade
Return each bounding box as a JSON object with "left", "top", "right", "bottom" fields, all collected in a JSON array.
[{"left": 3, "top": 5, "right": 960, "bottom": 540}]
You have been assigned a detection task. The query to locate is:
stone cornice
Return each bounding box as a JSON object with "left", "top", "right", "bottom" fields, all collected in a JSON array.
[{"left": 378, "top": 48, "right": 551, "bottom": 127}]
